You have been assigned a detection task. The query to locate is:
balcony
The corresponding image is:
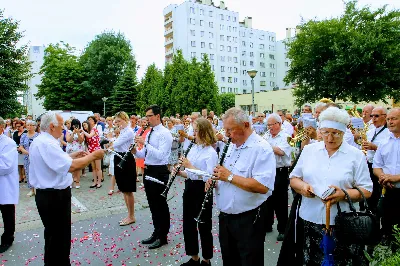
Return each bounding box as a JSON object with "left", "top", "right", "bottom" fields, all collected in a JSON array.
[
  {"left": 165, "top": 38, "right": 173, "bottom": 46},
  {"left": 164, "top": 17, "right": 173, "bottom": 26},
  {"left": 164, "top": 27, "right": 173, "bottom": 37},
  {"left": 165, "top": 49, "right": 174, "bottom": 57}
]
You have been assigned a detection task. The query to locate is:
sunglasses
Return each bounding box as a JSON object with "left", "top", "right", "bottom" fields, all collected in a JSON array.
[{"left": 370, "top": 114, "right": 386, "bottom": 118}]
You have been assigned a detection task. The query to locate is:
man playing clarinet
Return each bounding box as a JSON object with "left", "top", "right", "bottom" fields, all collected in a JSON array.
[
  {"left": 208, "top": 108, "right": 276, "bottom": 266},
  {"left": 132, "top": 105, "right": 173, "bottom": 249}
]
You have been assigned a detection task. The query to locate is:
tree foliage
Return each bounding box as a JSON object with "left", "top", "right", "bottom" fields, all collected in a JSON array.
[
  {"left": 36, "top": 43, "right": 86, "bottom": 110},
  {"left": 285, "top": 1, "right": 400, "bottom": 105},
  {"left": 136, "top": 64, "right": 164, "bottom": 115},
  {"left": 0, "top": 10, "right": 31, "bottom": 117},
  {"left": 80, "top": 31, "right": 134, "bottom": 112},
  {"left": 219, "top": 93, "right": 236, "bottom": 113}
]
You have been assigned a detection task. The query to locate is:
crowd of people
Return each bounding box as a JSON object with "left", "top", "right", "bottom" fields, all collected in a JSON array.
[{"left": 0, "top": 102, "right": 399, "bottom": 266}]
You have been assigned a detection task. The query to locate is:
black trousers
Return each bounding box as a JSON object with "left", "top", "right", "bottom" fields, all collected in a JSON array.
[
  {"left": 35, "top": 188, "right": 71, "bottom": 266},
  {"left": 382, "top": 188, "right": 400, "bottom": 240},
  {"left": 219, "top": 200, "right": 267, "bottom": 266},
  {"left": 0, "top": 204, "right": 15, "bottom": 245},
  {"left": 266, "top": 167, "right": 289, "bottom": 233},
  {"left": 183, "top": 180, "right": 213, "bottom": 260},
  {"left": 360, "top": 162, "right": 380, "bottom": 213},
  {"left": 143, "top": 165, "right": 170, "bottom": 239}
]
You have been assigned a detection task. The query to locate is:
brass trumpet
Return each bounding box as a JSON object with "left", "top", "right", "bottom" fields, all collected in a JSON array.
[
  {"left": 349, "top": 106, "right": 368, "bottom": 155},
  {"left": 287, "top": 129, "right": 309, "bottom": 147}
]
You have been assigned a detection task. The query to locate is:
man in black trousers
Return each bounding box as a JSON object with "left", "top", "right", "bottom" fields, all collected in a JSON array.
[
  {"left": 133, "top": 105, "right": 173, "bottom": 249},
  {"left": 29, "top": 112, "right": 104, "bottom": 265}
]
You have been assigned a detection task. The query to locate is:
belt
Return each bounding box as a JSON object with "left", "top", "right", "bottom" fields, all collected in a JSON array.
[
  {"left": 220, "top": 204, "right": 261, "bottom": 217},
  {"left": 144, "top": 164, "right": 168, "bottom": 169},
  {"left": 36, "top": 187, "right": 70, "bottom": 192}
]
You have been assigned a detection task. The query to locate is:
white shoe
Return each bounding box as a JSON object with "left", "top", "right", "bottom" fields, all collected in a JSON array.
[
  {"left": 27, "top": 191, "right": 35, "bottom": 197},
  {"left": 75, "top": 186, "right": 80, "bottom": 189}
]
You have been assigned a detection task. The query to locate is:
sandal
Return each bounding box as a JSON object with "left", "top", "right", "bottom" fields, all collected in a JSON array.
[
  {"left": 119, "top": 219, "right": 136, "bottom": 226},
  {"left": 108, "top": 190, "right": 114, "bottom": 195}
]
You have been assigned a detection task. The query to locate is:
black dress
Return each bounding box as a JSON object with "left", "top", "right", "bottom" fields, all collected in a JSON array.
[{"left": 114, "top": 152, "right": 137, "bottom": 193}]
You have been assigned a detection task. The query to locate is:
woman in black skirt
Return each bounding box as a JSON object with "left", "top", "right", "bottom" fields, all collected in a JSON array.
[
  {"left": 174, "top": 118, "right": 218, "bottom": 266},
  {"left": 113, "top": 111, "right": 136, "bottom": 226}
]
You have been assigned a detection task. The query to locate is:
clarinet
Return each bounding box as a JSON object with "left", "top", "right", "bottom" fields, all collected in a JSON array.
[
  {"left": 195, "top": 138, "right": 232, "bottom": 223},
  {"left": 117, "top": 125, "right": 148, "bottom": 169},
  {"left": 161, "top": 140, "right": 195, "bottom": 198}
]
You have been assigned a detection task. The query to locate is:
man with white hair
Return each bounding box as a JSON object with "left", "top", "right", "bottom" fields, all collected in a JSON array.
[
  {"left": 314, "top": 102, "right": 327, "bottom": 121},
  {"left": 362, "top": 104, "right": 375, "bottom": 131},
  {"left": 29, "top": 112, "right": 104, "bottom": 265},
  {"left": 0, "top": 117, "right": 18, "bottom": 253},
  {"left": 209, "top": 107, "right": 276, "bottom": 265},
  {"left": 263, "top": 113, "right": 292, "bottom": 241}
]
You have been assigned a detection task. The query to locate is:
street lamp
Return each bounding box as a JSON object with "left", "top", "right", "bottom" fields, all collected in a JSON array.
[
  {"left": 247, "top": 69, "right": 258, "bottom": 115},
  {"left": 101, "top": 97, "right": 108, "bottom": 117}
]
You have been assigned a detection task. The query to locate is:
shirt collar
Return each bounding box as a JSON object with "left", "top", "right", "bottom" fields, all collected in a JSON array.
[
  {"left": 42, "top": 132, "right": 59, "bottom": 142},
  {"left": 236, "top": 132, "right": 259, "bottom": 149},
  {"left": 153, "top": 123, "right": 164, "bottom": 131},
  {"left": 389, "top": 132, "right": 400, "bottom": 140},
  {"left": 316, "top": 139, "right": 349, "bottom": 154}
]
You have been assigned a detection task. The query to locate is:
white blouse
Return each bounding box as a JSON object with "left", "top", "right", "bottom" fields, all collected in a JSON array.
[
  {"left": 184, "top": 144, "right": 218, "bottom": 181},
  {"left": 290, "top": 141, "right": 372, "bottom": 225},
  {"left": 113, "top": 126, "right": 134, "bottom": 153},
  {"left": 373, "top": 132, "right": 400, "bottom": 176},
  {"left": 0, "top": 134, "right": 19, "bottom": 204}
]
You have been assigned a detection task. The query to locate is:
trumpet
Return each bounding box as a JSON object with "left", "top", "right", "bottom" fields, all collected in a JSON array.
[
  {"left": 195, "top": 138, "right": 231, "bottom": 224},
  {"left": 160, "top": 140, "right": 195, "bottom": 198},
  {"left": 287, "top": 129, "right": 309, "bottom": 147}
]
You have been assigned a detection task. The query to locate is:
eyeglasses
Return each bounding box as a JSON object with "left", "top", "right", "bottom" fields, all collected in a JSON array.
[
  {"left": 146, "top": 114, "right": 154, "bottom": 118},
  {"left": 267, "top": 122, "right": 279, "bottom": 127},
  {"left": 320, "top": 130, "right": 342, "bottom": 138},
  {"left": 370, "top": 114, "right": 386, "bottom": 118}
]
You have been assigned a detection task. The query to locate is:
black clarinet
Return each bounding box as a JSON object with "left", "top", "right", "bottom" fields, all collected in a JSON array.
[
  {"left": 195, "top": 138, "right": 231, "bottom": 223},
  {"left": 161, "top": 140, "right": 195, "bottom": 198},
  {"left": 117, "top": 125, "right": 148, "bottom": 169}
]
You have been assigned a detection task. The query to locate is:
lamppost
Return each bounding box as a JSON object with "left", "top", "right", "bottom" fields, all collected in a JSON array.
[
  {"left": 101, "top": 97, "right": 108, "bottom": 117},
  {"left": 247, "top": 69, "right": 258, "bottom": 115}
]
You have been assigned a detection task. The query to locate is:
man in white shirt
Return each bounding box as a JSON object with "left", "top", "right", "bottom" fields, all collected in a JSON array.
[
  {"left": 362, "top": 104, "right": 376, "bottom": 132},
  {"left": 361, "top": 107, "right": 390, "bottom": 213},
  {"left": 263, "top": 114, "right": 292, "bottom": 241},
  {"left": 29, "top": 112, "right": 104, "bottom": 265},
  {"left": 133, "top": 105, "right": 173, "bottom": 249},
  {"left": 210, "top": 107, "right": 276, "bottom": 266},
  {"left": 373, "top": 108, "right": 400, "bottom": 244},
  {"left": 277, "top": 110, "right": 294, "bottom": 137},
  {"left": 0, "top": 118, "right": 18, "bottom": 254}
]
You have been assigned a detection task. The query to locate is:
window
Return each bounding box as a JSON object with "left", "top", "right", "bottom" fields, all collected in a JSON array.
[
  {"left": 228, "top": 26, "right": 231, "bottom": 32},
  {"left": 220, "top": 25, "right": 224, "bottom": 30},
  {"left": 260, "top": 35, "right": 265, "bottom": 40},
  {"left": 201, "top": 42, "right": 205, "bottom": 48},
  {"left": 234, "top": 77, "right": 238, "bottom": 83},
  {"left": 285, "top": 62, "right": 289, "bottom": 67},
  {"left": 233, "top": 37, "right": 237, "bottom": 42},
  {"left": 233, "top": 17, "right": 237, "bottom": 22},
  {"left": 259, "top": 44, "right": 264, "bottom": 49},
  {"left": 220, "top": 35, "right": 224, "bottom": 41},
  {"left": 209, "top": 11, "right": 213, "bottom": 17},
  {"left": 221, "top": 77, "right": 225, "bottom": 82},
  {"left": 228, "top": 56, "right": 232, "bottom": 62},
  {"left": 200, "top": 20, "right": 204, "bottom": 26},
  {"left": 260, "top": 62, "right": 265, "bottom": 68},
  {"left": 227, "top": 46, "right": 231, "bottom": 52},
  {"left": 221, "top": 66, "right": 225, "bottom": 72},
  {"left": 242, "top": 41, "right": 246, "bottom": 47},
  {"left": 201, "top": 53, "right": 205, "bottom": 58},
  {"left": 220, "top": 14, "right": 224, "bottom": 20},
  {"left": 228, "top": 67, "right": 232, "bottom": 73},
  {"left": 191, "top": 30, "right": 195, "bottom": 36},
  {"left": 242, "top": 31, "right": 246, "bottom": 37},
  {"left": 250, "top": 42, "right": 253, "bottom": 48},
  {"left": 209, "top": 32, "right": 214, "bottom": 38},
  {"left": 242, "top": 70, "right": 247, "bottom": 75},
  {"left": 201, "top": 31, "right": 205, "bottom": 37},
  {"left": 271, "top": 37, "right": 275, "bottom": 42},
  {"left": 250, "top": 33, "right": 254, "bottom": 38},
  {"left": 260, "top": 72, "right": 266, "bottom": 77},
  {"left": 233, "top": 57, "right": 238, "bottom": 63},
  {"left": 269, "top": 54, "right": 275, "bottom": 60},
  {"left": 221, "top": 87, "right": 225, "bottom": 93},
  {"left": 242, "top": 60, "right": 246, "bottom": 66},
  {"left": 234, "top": 47, "right": 237, "bottom": 53},
  {"left": 200, "top": 9, "right": 204, "bottom": 15},
  {"left": 250, "top": 61, "right": 254, "bottom": 67},
  {"left": 234, "top": 67, "right": 238, "bottom": 73},
  {"left": 228, "top": 87, "right": 232, "bottom": 93},
  {"left": 228, "top": 77, "right": 232, "bottom": 83},
  {"left": 227, "top": 16, "right": 230, "bottom": 21},
  {"left": 209, "top": 22, "right": 213, "bottom": 28},
  {"left": 209, "top": 43, "right": 214, "bottom": 49},
  {"left": 242, "top": 51, "right": 246, "bottom": 56},
  {"left": 250, "top": 52, "right": 254, "bottom": 57},
  {"left": 270, "top": 81, "right": 275, "bottom": 87},
  {"left": 190, "top": 18, "right": 195, "bottom": 25},
  {"left": 227, "top": 36, "right": 231, "bottom": 42},
  {"left": 233, "top": 27, "right": 237, "bottom": 32},
  {"left": 269, "top": 45, "right": 275, "bottom": 51},
  {"left": 210, "top": 54, "right": 214, "bottom": 60},
  {"left": 190, "top": 7, "right": 195, "bottom": 14},
  {"left": 270, "top": 63, "right": 275, "bottom": 69},
  {"left": 212, "top": 65, "right": 215, "bottom": 71},
  {"left": 191, "top": 52, "right": 196, "bottom": 57},
  {"left": 260, "top": 81, "right": 266, "bottom": 86},
  {"left": 220, "top": 56, "right": 225, "bottom": 62},
  {"left": 270, "top": 72, "right": 275, "bottom": 77},
  {"left": 243, "top": 80, "right": 247, "bottom": 86},
  {"left": 220, "top": 45, "right": 224, "bottom": 51},
  {"left": 260, "top": 53, "right": 265, "bottom": 58},
  {"left": 191, "top": 41, "right": 196, "bottom": 47}
]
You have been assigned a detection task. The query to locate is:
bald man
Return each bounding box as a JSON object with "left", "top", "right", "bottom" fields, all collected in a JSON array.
[{"left": 362, "top": 104, "right": 375, "bottom": 131}]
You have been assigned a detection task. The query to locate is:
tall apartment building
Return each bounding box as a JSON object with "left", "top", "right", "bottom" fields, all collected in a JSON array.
[
  {"left": 163, "top": 0, "right": 278, "bottom": 95},
  {"left": 276, "top": 28, "right": 297, "bottom": 89},
  {"left": 24, "top": 46, "right": 46, "bottom": 118}
]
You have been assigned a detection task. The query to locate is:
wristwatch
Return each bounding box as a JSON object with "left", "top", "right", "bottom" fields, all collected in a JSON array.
[{"left": 227, "top": 174, "right": 234, "bottom": 183}]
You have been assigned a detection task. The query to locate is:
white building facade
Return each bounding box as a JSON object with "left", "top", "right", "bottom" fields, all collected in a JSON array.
[
  {"left": 25, "top": 46, "right": 46, "bottom": 118},
  {"left": 164, "top": 0, "right": 279, "bottom": 95}
]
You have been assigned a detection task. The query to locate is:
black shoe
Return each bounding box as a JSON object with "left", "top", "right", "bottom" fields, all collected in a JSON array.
[
  {"left": 89, "top": 184, "right": 97, "bottom": 188},
  {"left": 277, "top": 233, "right": 285, "bottom": 241},
  {"left": 0, "top": 243, "right": 12, "bottom": 253},
  {"left": 265, "top": 227, "right": 273, "bottom": 233},
  {"left": 141, "top": 235, "right": 157, "bottom": 245},
  {"left": 200, "top": 260, "right": 211, "bottom": 266},
  {"left": 148, "top": 238, "right": 167, "bottom": 249},
  {"left": 181, "top": 258, "right": 200, "bottom": 265}
]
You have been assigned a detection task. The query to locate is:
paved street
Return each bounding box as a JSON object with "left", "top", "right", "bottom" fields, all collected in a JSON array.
[{"left": 0, "top": 171, "right": 284, "bottom": 266}]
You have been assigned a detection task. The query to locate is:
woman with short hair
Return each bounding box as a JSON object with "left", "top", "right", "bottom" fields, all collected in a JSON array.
[{"left": 289, "top": 107, "right": 373, "bottom": 265}]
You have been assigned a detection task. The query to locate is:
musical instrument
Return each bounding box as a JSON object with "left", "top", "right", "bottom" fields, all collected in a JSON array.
[
  {"left": 349, "top": 106, "right": 368, "bottom": 155},
  {"left": 195, "top": 138, "right": 232, "bottom": 223},
  {"left": 160, "top": 140, "right": 195, "bottom": 198},
  {"left": 117, "top": 125, "right": 149, "bottom": 169},
  {"left": 260, "top": 129, "right": 270, "bottom": 139},
  {"left": 215, "top": 128, "right": 225, "bottom": 137},
  {"left": 287, "top": 129, "right": 309, "bottom": 147}
]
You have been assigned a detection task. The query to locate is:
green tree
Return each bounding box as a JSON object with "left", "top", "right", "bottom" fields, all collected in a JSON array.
[
  {"left": 284, "top": 1, "right": 400, "bottom": 105},
  {"left": 0, "top": 10, "right": 31, "bottom": 117},
  {"left": 110, "top": 59, "right": 138, "bottom": 115},
  {"left": 35, "top": 43, "right": 86, "bottom": 110},
  {"left": 80, "top": 31, "right": 134, "bottom": 112},
  {"left": 137, "top": 64, "right": 164, "bottom": 115},
  {"left": 167, "top": 50, "right": 189, "bottom": 115},
  {"left": 220, "top": 93, "right": 235, "bottom": 113}
]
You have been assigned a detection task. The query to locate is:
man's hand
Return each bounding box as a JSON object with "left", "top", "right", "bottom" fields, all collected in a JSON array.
[
  {"left": 380, "top": 174, "right": 400, "bottom": 188},
  {"left": 213, "top": 165, "right": 231, "bottom": 182},
  {"left": 91, "top": 150, "right": 105, "bottom": 160},
  {"left": 70, "top": 151, "right": 89, "bottom": 159},
  {"left": 135, "top": 136, "right": 145, "bottom": 145},
  {"left": 362, "top": 141, "right": 377, "bottom": 151}
]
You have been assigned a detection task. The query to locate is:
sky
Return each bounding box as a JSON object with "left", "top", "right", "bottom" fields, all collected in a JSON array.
[{"left": 3, "top": 0, "right": 400, "bottom": 78}]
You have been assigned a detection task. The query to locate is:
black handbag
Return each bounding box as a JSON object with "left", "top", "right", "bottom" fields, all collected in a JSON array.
[{"left": 334, "top": 187, "right": 381, "bottom": 245}]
